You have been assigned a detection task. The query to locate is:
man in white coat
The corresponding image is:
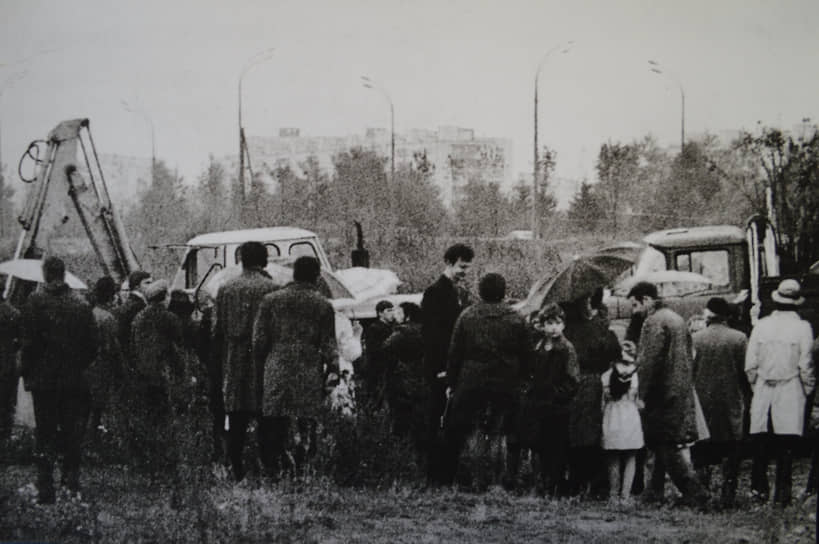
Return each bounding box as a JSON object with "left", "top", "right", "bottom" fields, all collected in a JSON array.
[{"left": 745, "top": 279, "right": 815, "bottom": 506}]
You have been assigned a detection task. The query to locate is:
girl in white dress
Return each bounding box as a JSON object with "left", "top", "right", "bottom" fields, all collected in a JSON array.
[{"left": 601, "top": 340, "right": 644, "bottom": 504}]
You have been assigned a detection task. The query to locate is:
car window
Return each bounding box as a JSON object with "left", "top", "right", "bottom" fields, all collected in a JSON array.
[
  {"left": 289, "top": 242, "right": 317, "bottom": 259},
  {"left": 675, "top": 250, "right": 730, "bottom": 287}
]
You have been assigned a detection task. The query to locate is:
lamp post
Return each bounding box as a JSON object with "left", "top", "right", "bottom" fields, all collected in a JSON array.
[
  {"left": 648, "top": 60, "right": 685, "bottom": 153},
  {"left": 121, "top": 99, "right": 156, "bottom": 184},
  {"left": 533, "top": 41, "right": 573, "bottom": 239},
  {"left": 361, "top": 76, "right": 395, "bottom": 183},
  {"left": 238, "top": 48, "right": 275, "bottom": 204}
]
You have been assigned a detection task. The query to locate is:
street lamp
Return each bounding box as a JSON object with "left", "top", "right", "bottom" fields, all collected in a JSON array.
[
  {"left": 121, "top": 99, "right": 156, "bottom": 183},
  {"left": 533, "top": 41, "right": 573, "bottom": 239},
  {"left": 238, "top": 48, "right": 275, "bottom": 203},
  {"left": 648, "top": 59, "right": 685, "bottom": 153},
  {"left": 361, "top": 75, "right": 395, "bottom": 183}
]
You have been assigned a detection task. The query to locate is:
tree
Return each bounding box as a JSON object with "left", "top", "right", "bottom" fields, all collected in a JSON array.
[
  {"left": 595, "top": 141, "right": 640, "bottom": 236},
  {"left": 192, "top": 155, "right": 233, "bottom": 232},
  {"left": 126, "top": 160, "right": 194, "bottom": 266},
  {"left": 392, "top": 150, "right": 448, "bottom": 237},
  {"left": 0, "top": 162, "right": 16, "bottom": 240},
  {"left": 453, "top": 178, "right": 508, "bottom": 237},
  {"left": 331, "top": 147, "right": 390, "bottom": 246},
  {"left": 567, "top": 181, "right": 602, "bottom": 232}
]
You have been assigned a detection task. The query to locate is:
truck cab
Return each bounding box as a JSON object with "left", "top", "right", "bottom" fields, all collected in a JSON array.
[
  {"left": 607, "top": 225, "right": 749, "bottom": 324},
  {"left": 170, "top": 227, "right": 332, "bottom": 296}
]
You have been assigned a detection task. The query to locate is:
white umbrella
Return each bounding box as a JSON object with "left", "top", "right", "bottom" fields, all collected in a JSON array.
[{"left": 0, "top": 258, "right": 87, "bottom": 289}]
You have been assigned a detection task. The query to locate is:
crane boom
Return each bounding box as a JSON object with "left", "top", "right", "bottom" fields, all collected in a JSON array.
[{"left": 9, "top": 118, "right": 140, "bottom": 295}]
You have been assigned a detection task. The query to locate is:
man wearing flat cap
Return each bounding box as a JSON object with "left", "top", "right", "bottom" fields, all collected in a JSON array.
[
  {"left": 692, "top": 297, "right": 749, "bottom": 508},
  {"left": 746, "top": 279, "right": 815, "bottom": 506}
]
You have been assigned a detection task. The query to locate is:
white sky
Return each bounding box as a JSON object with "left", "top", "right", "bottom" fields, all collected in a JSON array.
[{"left": 1, "top": 0, "right": 817, "bottom": 192}]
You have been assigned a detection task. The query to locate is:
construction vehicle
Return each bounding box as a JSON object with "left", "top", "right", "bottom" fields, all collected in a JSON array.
[{"left": 6, "top": 118, "right": 140, "bottom": 302}]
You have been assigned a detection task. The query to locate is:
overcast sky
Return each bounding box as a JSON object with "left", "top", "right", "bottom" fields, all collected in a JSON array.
[{"left": 1, "top": 0, "right": 817, "bottom": 193}]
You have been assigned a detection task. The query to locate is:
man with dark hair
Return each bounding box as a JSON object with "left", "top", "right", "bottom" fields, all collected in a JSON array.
[
  {"left": 213, "top": 241, "right": 278, "bottom": 481},
  {"left": 253, "top": 255, "right": 338, "bottom": 478},
  {"left": 20, "top": 256, "right": 98, "bottom": 503},
  {"left": 628, "top": 281, "right": 708, "bottom": 507},
  {"left": 113, "top": 270, "right": 152, "bottom": 358},
  {"left": 443, "top": 273, "right": 530, "bottom": 489},
  {"left": 691, "top": 297, "right": 749, "bottom": 509},
  {"left": 421, "top": 243, "right": 474, "bottom": 484},
  {"left": 746, "top": 279, "right": 814, "bottom": 506},
  {"left": 359, "top": 300, "right": 396, "bottom": 408},
  {"left": 0, "top": 292, "right": 20, "bottom": 443}
]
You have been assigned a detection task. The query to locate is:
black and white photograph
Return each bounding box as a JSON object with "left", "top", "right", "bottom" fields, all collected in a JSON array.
[{"left": 1, "top": 0, "right": 819, "bottom": 541}]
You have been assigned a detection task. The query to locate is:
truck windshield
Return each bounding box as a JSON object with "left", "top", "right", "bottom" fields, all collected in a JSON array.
[{"left": 675, "top": 250, "right": 730, "bottom": 287}]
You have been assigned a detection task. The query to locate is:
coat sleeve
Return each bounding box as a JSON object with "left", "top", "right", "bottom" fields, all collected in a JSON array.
[
  {"left": 446, "top": 313, "right": 466, "bottom": 388},
  {"left": 18, "top": 298, "right": 39, "bottom": 380},
  {"left": 321, "top": 303, "right": 339, "bottom": 377},
  {"left": 555, "top": 342, "right": 579, "bottom": 404},
  {"left": 744, "top": 325, "right": 760, "bottom": 386},
  {"left": 251, "top": 296, "right": 273, "bottom": 367},
  {"left": 799, "top": 322, "right": 815, "bottom": 396},
  {"left": 734, "top": 333, "right": 751, "bottom": 400},
  {"left": 636, "top": 315, "right": 665, "bottom": 402}
]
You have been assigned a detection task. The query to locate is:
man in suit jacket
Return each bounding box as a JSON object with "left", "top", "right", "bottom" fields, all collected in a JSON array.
[{"left": 421, "top": 243, "right": 474, "bottom": 485}]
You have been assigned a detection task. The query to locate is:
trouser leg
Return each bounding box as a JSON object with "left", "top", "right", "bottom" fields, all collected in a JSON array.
[
  {"left": 750, "top": 433, "right": 771, "bottom": 498},
  {"left": 425, "top": 381, "right": 448, "bottom": 484},
  {"left": 227, "top": 411, "right": 250, "bottom": 481},
  {"left": 773, "top": 435, "right": 795, "bottom": 506},
  {"left": 649, "top": 448, "right": 666, "bottom": 497},
  {"left": 31, "top": 391, "right": 58, "bottom": 503},
  {"left": 721, "top": 441, "right": 741, "bottom": 507},
  {"left": 660, "top": 444, "right": 708, "bottom": 505},
  {"left": 631, "top": 447, "right": 646, "bottom": 495},
  {"left": 260, "top": 416, "right": 289, "bottom": 478},
  {"left": 59, "top": 393, "right": 89, "bottom": 491}
]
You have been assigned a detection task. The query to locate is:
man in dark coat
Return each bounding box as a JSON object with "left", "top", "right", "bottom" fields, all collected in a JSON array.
[
  {"left": 113, "top": 270, "right": 152, "bottom": 359},
  {"left": 213, "top": 241, "right": 278, "bottom": 481},
  {"left": 359, "top": 299, "right": 396, "bottom": 408},
  {"left": 86, "top": 276, "right": 124, "bottom": 445},
  {"left": 253, "top": 256, "right": 338, "bottom": 478},
  {"left": 421, "top": 242, "right": 474, "bottom": 484},
  {"left": 692, "top": 297, "right": 749, "bottom": 508},
  {"left": 130, "top": 279, "right": 184, "bottom": 470},
  {"left": 20, "top": 257, "right": 98, "bottom": 503},
  {"left": 443, "top": 273, "right": 531, "bottom": 489},
  {"left": 0, "top": 295, "right": 20, "bottom": 442},
  {"left": 629, "top": 281, "right": 708, "bottom": 507}
]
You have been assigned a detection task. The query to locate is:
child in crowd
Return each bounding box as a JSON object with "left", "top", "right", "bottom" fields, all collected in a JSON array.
[
  {"left": 600, "top": 340, "right": 644, "bottom": 505},
  {"left": 518, "top": 303, "right": 579, "bottom": 496}
]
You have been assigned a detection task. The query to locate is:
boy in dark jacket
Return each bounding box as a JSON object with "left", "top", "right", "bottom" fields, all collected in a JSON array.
[{"left": 519, "top": 303, "right": 579, "bottom": 496}]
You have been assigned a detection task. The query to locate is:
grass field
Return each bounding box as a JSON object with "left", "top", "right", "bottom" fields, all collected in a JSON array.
[{"left": 2, "top": 447, "right": 817, "bottom": 543}]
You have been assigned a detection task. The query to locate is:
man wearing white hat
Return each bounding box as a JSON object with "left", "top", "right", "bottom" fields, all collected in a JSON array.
[{"left": 746, "top": 279, "right": 815, "bottom": 506}]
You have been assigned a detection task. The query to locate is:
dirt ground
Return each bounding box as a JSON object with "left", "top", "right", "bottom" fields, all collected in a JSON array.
[{"left": 2, "top": 453, "right": 817, "bottom": 544}]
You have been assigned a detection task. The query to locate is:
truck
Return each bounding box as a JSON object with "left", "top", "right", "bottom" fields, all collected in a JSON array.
[
  {"left": 168, "top": 226, "right": 422, "bottom": 322},
  {"left": 604, "top": 217, "right": 819, "bottom": 335}
]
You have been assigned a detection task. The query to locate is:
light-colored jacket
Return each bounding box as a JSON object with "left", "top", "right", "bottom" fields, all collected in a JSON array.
[{"left": 745, "top": 310, "right": 814, "bottom": 436}]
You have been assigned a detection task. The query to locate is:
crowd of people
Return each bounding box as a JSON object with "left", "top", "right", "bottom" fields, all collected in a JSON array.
[{"left": 2, "top": 243, "right": 818, "bottom": 512}]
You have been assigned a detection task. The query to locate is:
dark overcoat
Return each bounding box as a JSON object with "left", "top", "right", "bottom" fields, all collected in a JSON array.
[
  {"left": 636, "top": 303, "right": 698, "bottom": 447},
  {"left": 253, "top": 282, "right": 338, "bottom": 418},
  {"left": 564, "top": 316, "right": 619, "bottom": 448},
  {"left": 213, "top": 269, "right": 278, "bottom": 413},
  {"left": 131, "top": 302, "right": 184, "bottom": 389},
  {"left": 421, "top": 275, "right": 471, "bottom": 384},
  {"left": 20, "top": 282, "right": 97, "bottom": 392},
  {"left": 112, "top": 293, "right": 146, "bottom": 359},
  {"left": 0, "top": 301, "right": 20, "bottom": 380},
  {"left": 86, "top": 305, "right": 124, "bottom": 408},
  {"left": 692, "top": 322, "right": 749, "bottom": 442},
  {"left": 384, "top": 322, "right": 425, "bottom": 407},
  {"left": 518, "top": 335, "right": 579, "bottom": 447}
]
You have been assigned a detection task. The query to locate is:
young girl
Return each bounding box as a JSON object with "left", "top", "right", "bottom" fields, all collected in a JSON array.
[{"left": 601, "top": 340, "right": 644, "bottom": 505}]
